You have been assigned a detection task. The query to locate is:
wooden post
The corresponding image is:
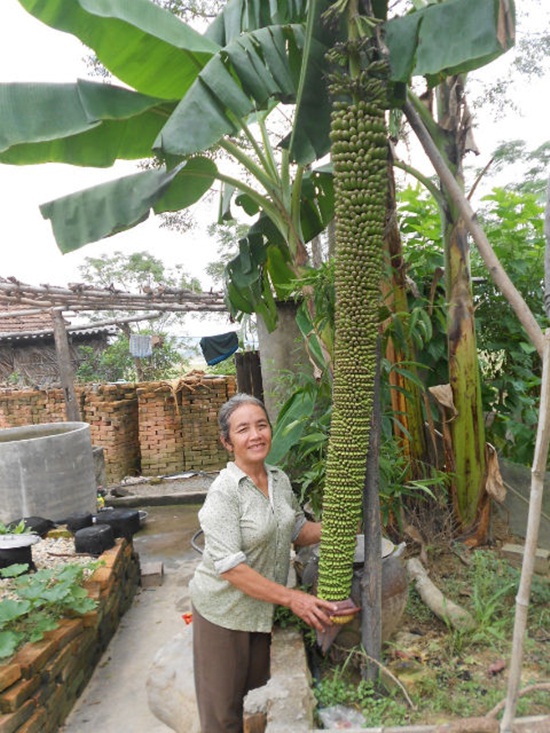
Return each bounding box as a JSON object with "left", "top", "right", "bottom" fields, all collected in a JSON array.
[
  {"left": 361, "top": 337, "right": 382, "bottom": 684},
  {"left": 51, "top": 308, "right": 81, "bottom": 422}
]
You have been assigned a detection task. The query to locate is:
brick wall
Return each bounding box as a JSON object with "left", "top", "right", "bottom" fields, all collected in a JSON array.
[
  {"left": 0, "top": 374, "right": 236, "bottom": 484},
  {"left": 0, "top": 539, "right": 140, "bottom": 733}
]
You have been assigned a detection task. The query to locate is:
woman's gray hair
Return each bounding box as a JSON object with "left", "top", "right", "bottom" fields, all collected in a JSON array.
[{"left": 218, "top": 393, "right": 270, "bottom": 441}]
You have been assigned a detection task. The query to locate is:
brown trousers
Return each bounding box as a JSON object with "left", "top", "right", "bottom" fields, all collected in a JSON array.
[{"left": 192, "top": 607, "right": 271, "bottom": 733}]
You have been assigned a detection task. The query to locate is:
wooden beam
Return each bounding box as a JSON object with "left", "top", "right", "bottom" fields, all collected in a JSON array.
[{"left": 51, "top": 308, "right": 81, "bottom": 422}]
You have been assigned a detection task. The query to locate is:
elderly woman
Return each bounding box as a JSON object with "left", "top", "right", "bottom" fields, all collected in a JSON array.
[{"left": 189, "top": 393, "right": 337, "bottom": 733}]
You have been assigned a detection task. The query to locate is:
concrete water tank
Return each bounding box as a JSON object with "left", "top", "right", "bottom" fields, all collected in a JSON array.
[{"left": 0, "top": 422, "right": 97, "bottom": 525}]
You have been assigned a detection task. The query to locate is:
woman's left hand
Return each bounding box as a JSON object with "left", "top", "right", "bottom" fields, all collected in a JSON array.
[{"left": 288, "top": 589, "right": 338, "bottom": 632}]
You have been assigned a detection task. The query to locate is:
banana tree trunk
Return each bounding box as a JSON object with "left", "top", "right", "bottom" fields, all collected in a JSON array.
[
  {"left": 428, "top": 76, "right": 488, "bottom": 541},
  {"left": 444, "top": 211, "right": 488, "bottom": 535}
]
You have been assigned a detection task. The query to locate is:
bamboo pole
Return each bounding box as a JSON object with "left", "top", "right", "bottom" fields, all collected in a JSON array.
[
  {"left": 500, "top": 330, "right": 550, "bottom": 732},
  {"left": 0, "top": 279, "right": 226, "bottom": 312}
]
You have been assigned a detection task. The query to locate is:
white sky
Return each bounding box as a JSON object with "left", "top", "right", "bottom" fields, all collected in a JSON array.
[
  {"left": 0, "top": 0, "right": 234, "bottom": 337},
  {"left": 0, "top": 1, "right": 549, "bottom": 303},
  {"left": 0, "top": 1, "right": 222, "bottom": 296}
]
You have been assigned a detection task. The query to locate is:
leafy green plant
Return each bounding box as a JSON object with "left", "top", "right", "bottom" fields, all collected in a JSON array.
[
  {"left": 468, "top": 551, "right": 518, "bottom": 636},
  {"left": 314, "top": 656, "right": 407, "bottom": 726},
  {"left": 0, "top": 521, "right": 33, "bottom": 536},
  {"left": 0, "top": 561, "right": 99, "bottom": 659}
]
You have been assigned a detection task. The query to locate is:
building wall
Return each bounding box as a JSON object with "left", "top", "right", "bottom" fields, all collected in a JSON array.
[
  {"left": 0, "top": 335, "right": 109, "bottom": 388},
  {"left": 0, "top": 374, "right": 236, "bottom": 484}
]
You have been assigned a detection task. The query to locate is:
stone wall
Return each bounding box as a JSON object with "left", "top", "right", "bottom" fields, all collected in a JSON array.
[
  {"left": 0, "top": 539, "right": 140, "bottom": 733},
  {"left": 0, "top": 375, "right": 236, "bottom": 484}
]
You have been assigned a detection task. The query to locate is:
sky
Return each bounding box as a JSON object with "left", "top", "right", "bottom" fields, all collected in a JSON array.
[
  {"left": 0, "top": 1, "right": 234, "bottom": 337},
  {"left": 0, "top": 2, "right": 549, "bottom": 305},
  {"left": 0, "top": 2, "right": 223, "bottom": 293}
]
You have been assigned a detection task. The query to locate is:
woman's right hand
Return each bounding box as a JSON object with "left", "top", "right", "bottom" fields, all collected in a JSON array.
[{"left": 288, "top": 589, "right": 338, "bottom": 632}]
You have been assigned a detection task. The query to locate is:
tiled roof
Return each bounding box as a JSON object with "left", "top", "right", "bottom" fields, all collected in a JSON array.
[
  {"left": 0, "top": 306, "right": 55, "bottom": 334},
  {"left": 0, "top": 305, "right": 115, "bottom": 341}
]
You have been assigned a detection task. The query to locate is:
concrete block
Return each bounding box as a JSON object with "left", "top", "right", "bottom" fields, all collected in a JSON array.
[
  {"left": 244, "top": 627, "right": 315, "bottom": 733},
  {"left": 501, "top": 543, "right": 549, "bottom": 575},
  {"left": 141, "top": 561, "right": 164, "bottom": 587}
]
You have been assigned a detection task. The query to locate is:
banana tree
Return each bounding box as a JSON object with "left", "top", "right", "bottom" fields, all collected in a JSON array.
[
  {"left": 0, "top": 0, "right": 519, "bottom": 552},
  {"left": 406, "top": 82, "right": 489, "bottom": 540}
]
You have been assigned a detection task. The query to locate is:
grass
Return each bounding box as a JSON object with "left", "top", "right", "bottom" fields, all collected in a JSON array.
[{"left": 309, "top": 547, "right": 549, "bottom": 728}]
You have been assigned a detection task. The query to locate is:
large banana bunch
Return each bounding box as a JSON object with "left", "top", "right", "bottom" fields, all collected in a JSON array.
[{"left": 317, "top": 64, "right": 389, "bottom": 603}]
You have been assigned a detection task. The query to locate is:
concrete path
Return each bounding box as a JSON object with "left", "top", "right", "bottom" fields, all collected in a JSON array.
[
  {"left": 60, "top": 498, "right": 205, "bottom": 733},
  {"left": 60, "top": 565, "right": 197, "bottom": 732}
]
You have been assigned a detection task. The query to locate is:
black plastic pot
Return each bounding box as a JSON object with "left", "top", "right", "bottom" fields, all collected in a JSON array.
[
  {"left": 58, "top": 511, "right": 94, "bottom": 533},
  {"left": 0, "top": 534, "right": 40, "bottom": 572},
  {"left": 11, "top": 516, "right": 56, "bottom": 538},
  {"left": 93, "top": 508, "right": 141, "bottom": 540},
  {"left": 74, "top": 525, "right": 115, "bottom": 556}
]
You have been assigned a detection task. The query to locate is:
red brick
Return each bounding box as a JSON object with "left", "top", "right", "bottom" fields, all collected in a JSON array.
[
  {"left": 0, "top": 675, "right": 41, "bottom": 714},
  {"left": 14, "top": 639, "right": 58, "bottom": 679},
  {"left": 0, "top": 665, "right": 21, "bottom": 695},
  {"left": 0, "top": 699, "right": 36, "bottom": 733}
]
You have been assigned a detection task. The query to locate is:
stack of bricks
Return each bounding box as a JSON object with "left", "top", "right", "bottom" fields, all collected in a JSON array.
[
  {"left": 181, "top": 376, "right": 237, "bottom": 471},
  {"left": 0, "top": 374, "right": 237, "bottom": 482},
  {"left": 138, "top": 375, "right": 237, "bottom": 476},
  {"left": 0, "top": 539, "right": 140, "bottom": 733},
  {"left": 137, "top": 381, "right": 186, "bottom": 476},
  {"left": 82, "top": 384, "right": 140, "bottom": 484},
  {"left": 0, "top": 389, "right": 68, "bottom": 429}
]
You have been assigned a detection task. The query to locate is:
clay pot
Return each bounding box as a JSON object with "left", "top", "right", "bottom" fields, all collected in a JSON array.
[{"left": 295, "top": 536, "right": 409, "bottom": 646}]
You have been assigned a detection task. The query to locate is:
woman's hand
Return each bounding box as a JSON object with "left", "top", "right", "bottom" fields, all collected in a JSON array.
[{"left": 288, "top": 589, "right": 338, "bottom": 632}]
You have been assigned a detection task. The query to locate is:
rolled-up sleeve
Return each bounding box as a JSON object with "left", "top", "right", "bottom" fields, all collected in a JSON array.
[{"left": 199, "top": 489, "right": 247, "bottom": 575}]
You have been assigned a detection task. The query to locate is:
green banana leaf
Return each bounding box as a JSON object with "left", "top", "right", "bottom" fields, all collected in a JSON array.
[
  {"left": 295, "top": 301, "right": 328, "bottom": 374},
  {"left": 18, "top": 0, "right": 219, "bottom": 98},
  {"left": 40, "top": 156, "right": 217, "bottom": 252},
  {"left": 205, "top": 0, "right": 308, "bottom": 45},
  {"left": 154, "top": 24, "right": 331, "bottom": 158},
  {"left": 268, "top": 386, "right": 317, "bottom": 465},
  {"left": 0, "top": 80, "right": 173, "bottom": 166},
  {"left": 385, "top": 0, "right": 515, "bottom": 83}
]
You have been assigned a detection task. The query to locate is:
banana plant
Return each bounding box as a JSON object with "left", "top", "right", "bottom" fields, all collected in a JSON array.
[{"left": 0, "top": 0, "right": 517, "bottom": 544}]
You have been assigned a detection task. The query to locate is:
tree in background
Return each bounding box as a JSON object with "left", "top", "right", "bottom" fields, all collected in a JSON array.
[{"left": 75, "top": 250, "right": 200, "bottom": 382}]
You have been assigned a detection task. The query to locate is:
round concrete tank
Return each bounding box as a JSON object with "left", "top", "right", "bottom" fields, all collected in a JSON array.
[{"left": 0, "top": 422, "right": 97, "bottom": 525}]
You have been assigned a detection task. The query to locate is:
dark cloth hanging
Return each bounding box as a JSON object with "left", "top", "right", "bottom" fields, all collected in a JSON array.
[{"left": 199, "top": 331, "right": 239, "bottom": 366}]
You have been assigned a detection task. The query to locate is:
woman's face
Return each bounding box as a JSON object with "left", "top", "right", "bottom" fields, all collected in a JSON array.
[{"left": 222, "top": 403, "right": 272, "bottom": 465}]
